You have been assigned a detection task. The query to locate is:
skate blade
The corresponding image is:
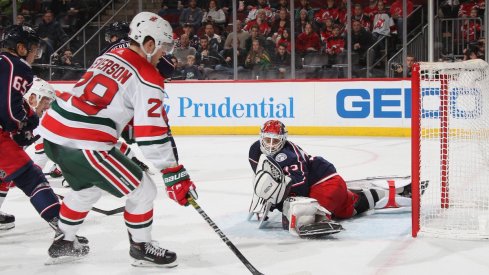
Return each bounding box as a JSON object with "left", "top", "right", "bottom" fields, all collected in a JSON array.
[
  {"left": 0, "top": 223, "right": 15, "bottom": 230},
  {"left": 45, "top": 255, "right": 87, "bottom": 265},
  {"left": 131, "top": 259, "right": 178, "bottom": 268}
]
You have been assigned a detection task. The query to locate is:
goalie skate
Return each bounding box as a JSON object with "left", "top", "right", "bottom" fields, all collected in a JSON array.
[{"left": 297, "top": 220, "right": 343, "bottom": 238}]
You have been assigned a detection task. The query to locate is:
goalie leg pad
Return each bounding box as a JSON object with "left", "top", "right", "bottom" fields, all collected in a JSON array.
[
  {"left": 371, "top": 180, "right": 412, "bottom": 209},
  {"left": 282, "top": 197, "right": 334, "bottom": 237}
]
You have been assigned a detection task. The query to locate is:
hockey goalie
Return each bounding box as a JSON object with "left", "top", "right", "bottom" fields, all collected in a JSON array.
[{"left": 247, "top": 120, "right": 413, "bottom": 238}]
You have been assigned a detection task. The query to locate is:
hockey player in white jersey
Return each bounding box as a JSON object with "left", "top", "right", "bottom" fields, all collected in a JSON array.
[{"left": 38, "top": 12, "right": 197, "bottom": 266}]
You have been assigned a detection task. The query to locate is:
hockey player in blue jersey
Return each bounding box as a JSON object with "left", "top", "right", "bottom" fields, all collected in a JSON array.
[
  {"left": 248, "top": 120, "right": 413, "bottom": 237},
  {"left": 0, "top": 25, "right": 61, "bottom": 230},
  {"left": 0, "top": 26, "right": 89, "bottom": 248}
]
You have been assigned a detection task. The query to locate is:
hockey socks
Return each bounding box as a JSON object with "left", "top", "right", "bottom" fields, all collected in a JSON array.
[{"left": 13, "top": 164, "right": 60, "bottom": 222}]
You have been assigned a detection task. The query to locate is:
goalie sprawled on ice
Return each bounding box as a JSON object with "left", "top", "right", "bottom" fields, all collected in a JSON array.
[{"left": 248, "top": 120, "right": 413, "bottom": 238}]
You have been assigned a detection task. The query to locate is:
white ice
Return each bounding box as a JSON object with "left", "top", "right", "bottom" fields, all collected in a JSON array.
[{"left": 1, "top": 136, "right": 488, "bottom": 275}]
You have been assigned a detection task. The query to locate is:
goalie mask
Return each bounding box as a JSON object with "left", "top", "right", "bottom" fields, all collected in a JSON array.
[{"left": 260, "top": 120, "right": 288, "bottom": 156}]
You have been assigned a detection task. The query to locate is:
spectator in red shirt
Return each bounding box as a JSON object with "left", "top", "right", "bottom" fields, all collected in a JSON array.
[
  {"left": 275, "top": 28, "right": 292, "bottom": 53},
  {"left": 458, "top": 0, "right": 479, "bottom": 17},
  {"left": 296, "top": 22, "right": 322, "bottom": 56},
  {"left": 244, "top": 9, "right": 271, "bottom": 36},
  {"left": 320, "top": 17, "right": 335, "bottom": 43},
  {"left": 461, "top": 7, "right": 481, "bottom": 43},
  {"left": 389, "top": 0, "right": 414, "bottom": 38},
  {"left": 364, "top": 0, "right": 380, "bottom": 19},
  {"left": 325, "top": 24, "right": 345, "bottom": 65},
  {"left": 314, "top": 0, "right": 340, "bottom": 30}
]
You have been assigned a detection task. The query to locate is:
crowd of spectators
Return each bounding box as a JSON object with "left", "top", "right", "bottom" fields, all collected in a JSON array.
[
  {"left": 438, "top": 0, "right": 485, "bottom": 60},
  {"left": 0, "top": 0, "right": 108, "bottom": 79},
  {"left": 6, "top": 1, "right": 477, "bottom": 80},
  {"left": 159, "top": 0, "right": 426, "bottom": 79}
]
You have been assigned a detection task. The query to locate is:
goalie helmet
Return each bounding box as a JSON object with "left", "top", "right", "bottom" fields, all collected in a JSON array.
[
  {"left": 128, "top": 12, "right": 174, "bottom": 59},
  {"left": 105, "top": 21, "right": 129, "bottom": 42},
  {"left": 260, "top": 120, "right": 288, "bottom": 156},
  {"left": 24, "top": 77, "right": 56, "bottom": 108}
]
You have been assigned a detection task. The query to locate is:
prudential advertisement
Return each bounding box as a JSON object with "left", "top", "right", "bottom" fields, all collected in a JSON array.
[{"left": 51, "top": 80, "right": 412, "bottom": 136}]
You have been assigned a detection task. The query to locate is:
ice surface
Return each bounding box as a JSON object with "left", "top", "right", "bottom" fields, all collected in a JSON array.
[{"left": 1, "top": 136, "right": 488, "bottom": 275}]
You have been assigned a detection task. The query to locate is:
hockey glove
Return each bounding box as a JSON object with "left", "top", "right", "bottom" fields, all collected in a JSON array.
[
  {"left": 21, "top": 113, "right": 39, "bottom": 132},
  {"left": 162, "top": 165, "right": 197, "bottom": 206},
  {"left": 12, "top": 130, "right": 40, "bottom": 147}
]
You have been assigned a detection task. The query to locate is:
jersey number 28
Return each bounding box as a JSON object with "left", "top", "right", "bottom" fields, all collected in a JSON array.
[{"left": 71, "top": 71, "right": 118, "bottom": 115}]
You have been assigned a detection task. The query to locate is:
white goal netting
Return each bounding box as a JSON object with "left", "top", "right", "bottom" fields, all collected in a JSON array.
[{"left": 415, "top": 59, "right": 489, "bottom": 239}]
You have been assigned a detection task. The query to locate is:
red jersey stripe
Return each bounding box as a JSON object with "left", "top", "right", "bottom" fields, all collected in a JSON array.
[
  {"left": 124, "top": 209, "right": 153, "bottom": 223},
  {"left": 84, "top": 150, "right": 130, "bottom": 195},
  {"left": 42, "top": 113, "right": 117, "bottom": 143},
  {"left": 101, "top": 151, "right": 140, "bottom": 188},
  {"left": 134, "top": 125, "right": 168, "bottom": 137},
  {"left": 60, "top": 203, "right": 89, "bottom": 221}
]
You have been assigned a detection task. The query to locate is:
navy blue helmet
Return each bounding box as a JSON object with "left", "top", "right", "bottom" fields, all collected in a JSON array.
[
  {"left": 1, "top": 25, "right": 41, "bottom": 51},
  {"left": 105, "top": 21, "right": 130, "bottom": 42}
]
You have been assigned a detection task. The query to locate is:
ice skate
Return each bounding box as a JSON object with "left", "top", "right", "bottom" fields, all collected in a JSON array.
[
  {"left": 129, "top": 235, "right": 177, "bottom": 268},
  {"left": 0, "top": 211, "right": 15, "bottom": 230},
  {"left": 46, "top": 232, "right": 89, "bottom": 265},
  {"left": 48, "top": 217, "right": 89, "bottom": 244}
]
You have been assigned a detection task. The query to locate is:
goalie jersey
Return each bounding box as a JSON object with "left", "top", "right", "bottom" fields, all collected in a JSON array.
[
  {"left": 38, "top": 48, "right": 178, "bottom": 170},
  {"left": 248, "top": 140, "right": 337, "bottom": 197}
]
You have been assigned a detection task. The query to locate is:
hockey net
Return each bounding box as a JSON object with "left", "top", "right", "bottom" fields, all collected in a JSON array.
[{"left": 412, "top": 59, "right": 489, "bottom": 239}]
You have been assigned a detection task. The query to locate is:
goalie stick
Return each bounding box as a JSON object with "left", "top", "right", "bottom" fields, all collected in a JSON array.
[
  {"left": 188, "top": 197, "right": 264, "bottom": 275},
  {"left": 56, "top": 194, "right": 124, "bottom": 216}
]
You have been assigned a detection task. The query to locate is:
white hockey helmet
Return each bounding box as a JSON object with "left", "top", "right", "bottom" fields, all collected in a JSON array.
[
  {"left": 128, "top": 12, "right": 174, "bottom": 60},
  {"left": 24, "top": 77, "right": 56, "bottom": 108}
]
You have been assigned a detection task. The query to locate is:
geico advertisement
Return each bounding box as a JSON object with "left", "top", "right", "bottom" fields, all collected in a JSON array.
[{"left": 51, "top": 80, "right": 411, "bottom": 127}]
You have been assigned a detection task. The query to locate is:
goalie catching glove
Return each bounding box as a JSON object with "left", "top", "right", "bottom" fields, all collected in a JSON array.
[
  {"left": 162, "top": 165, "right": 197, "bottom": 206},
  {"left": 282, "top": 197, "right": 343, "bottom": 238}
]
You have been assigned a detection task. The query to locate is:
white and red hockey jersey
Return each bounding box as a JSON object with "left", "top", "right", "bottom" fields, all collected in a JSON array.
[
  {"left": 38, "top": 48, "right": 177, "bottom": 170},
  {"left": 372, "top": 12, "right": 397, "bottom": 37}
]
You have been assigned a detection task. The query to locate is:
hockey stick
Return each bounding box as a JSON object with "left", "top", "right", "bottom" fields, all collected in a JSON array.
[
  {"left": 56, "top": 194, "right": 124, "bottom": 216},
  {"left": 187, "top": 197, "right": 264, "bottom": 275}
]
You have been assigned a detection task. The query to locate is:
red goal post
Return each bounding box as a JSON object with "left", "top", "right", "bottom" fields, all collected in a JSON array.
[{"left": 411, "top": 59, "right": 489, "bottom": 239}]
